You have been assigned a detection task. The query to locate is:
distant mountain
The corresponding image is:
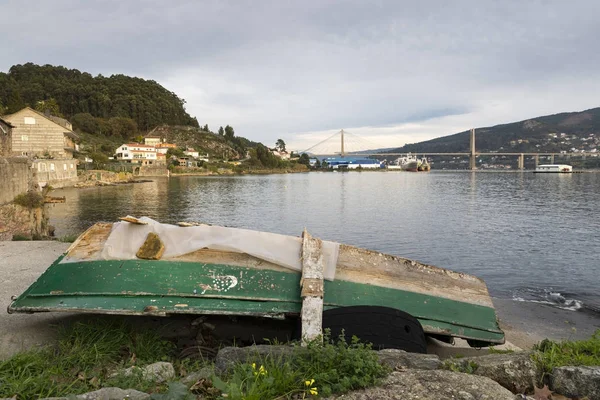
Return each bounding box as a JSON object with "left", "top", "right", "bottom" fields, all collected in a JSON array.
[{"left": 389, "top": 107, "right": 600, "bottom": 154}]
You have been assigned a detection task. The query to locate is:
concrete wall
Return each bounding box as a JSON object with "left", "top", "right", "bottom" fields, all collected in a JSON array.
[
  {"left": 0, "top": 157, "right": 31, "bottom": 205},
  {"left": 2, "top": 108, "right": 75, "bottom": 159},
  {"left": 33, "top": 159, "right": 78, "bottom": 188}
]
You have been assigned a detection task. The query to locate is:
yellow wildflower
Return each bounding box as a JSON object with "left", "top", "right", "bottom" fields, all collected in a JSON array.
[
  {"left": 305, "top": 379, "right": 315, "bottom": 386},
  {"left": 309, "top": 387, "right": 318, "bottom": 396}
]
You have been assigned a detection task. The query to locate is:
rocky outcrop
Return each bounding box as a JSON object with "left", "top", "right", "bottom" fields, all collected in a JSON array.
[
  {"left": 445, "top": 352, "right": 540, "bottom": 394},
  {"left": 377, "top": 349, "right": 442, "bottom": 370},
  {"left": 324, "top": 369, "right": 515, "bottom": 400},
  {"left": 39, "top": 387, "right": 150, "bottom": 400},
  {"left": 0, "top": 203, "right": 49, "bottom": 241},
  {"left": 551, "top": 366, "right": 600, "bottom": 399},
  {"left": 75, "top": 170, "right": 134, "bottom": 188},
  {"left": 111, "top": 362, "right": 175, "bottom": 384}
]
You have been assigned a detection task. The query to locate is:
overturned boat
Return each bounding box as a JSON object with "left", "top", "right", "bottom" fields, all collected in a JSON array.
[{"left": 8, "top": 217, "right": 504, "bottom": 351}]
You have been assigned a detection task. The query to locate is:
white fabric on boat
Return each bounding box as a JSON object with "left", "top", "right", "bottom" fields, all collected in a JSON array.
[{"left": 97, "top": 217, "right": 339, "bottom": 280}]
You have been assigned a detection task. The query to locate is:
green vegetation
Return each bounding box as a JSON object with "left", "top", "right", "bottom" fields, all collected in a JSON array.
[
  {"left": 0, "top": 63, "right": 198, "bottom": 130},
  {"left": 13, "top": 191, "right": 44, "bottom": 209},
  {"left": 213, "top": 331, "right": 388, "bottom": 400},
  {"left": 532, "top": 330, "right": 600, "bottom": 382},
  {"left": 0, "top": 323, "right": 387, "bottom": 400},
  {"left": 57, "top": 234, "right": 79, "bottom": 243},
  {"left": 442, "top": 359, "right": 479, "bottom": 374},
  {"left": 0, "top": 319, "right": 182, "bottom": 399}
]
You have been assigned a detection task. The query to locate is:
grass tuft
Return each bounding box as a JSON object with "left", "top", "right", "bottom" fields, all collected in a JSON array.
[
  {"left": 532, "top": 329, "right": 600, "bottom": 383},
  {"left": 212, "top": 330, "right": 389, "bottom": 399},
  {"left": 0, "top": 319, "right": 176, "bottom": 399},
  {"left": 13, "top": 191, "right": 44, "bottom": 209}
]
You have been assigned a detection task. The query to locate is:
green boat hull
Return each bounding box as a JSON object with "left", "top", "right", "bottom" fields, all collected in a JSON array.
[{"left": 9, "top": 256, "right": 504, "bottom": 344}]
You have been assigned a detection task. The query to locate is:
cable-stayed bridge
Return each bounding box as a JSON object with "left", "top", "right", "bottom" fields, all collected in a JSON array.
[{"left": 299, "top": 129, "right": 597, "bottom": 170}]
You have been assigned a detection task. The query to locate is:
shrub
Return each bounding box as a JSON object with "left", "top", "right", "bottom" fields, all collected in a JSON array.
[{"left": 13, "top": 191, "right": 44, "bottom": 209}]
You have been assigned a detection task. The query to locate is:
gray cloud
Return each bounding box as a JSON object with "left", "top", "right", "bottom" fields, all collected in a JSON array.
[{"left": 2, "top": 0, "right": 600, "bottom": 149}]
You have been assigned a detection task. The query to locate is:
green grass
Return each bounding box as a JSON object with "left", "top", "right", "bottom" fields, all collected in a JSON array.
[
  {"left": 0, "top": 319, "right": 177, "bottom": 399},
  {"left": 532, "top": 329, "right": 600, "bottom": 382},
  {"left": 56, "top": 234, "right": 79, "bottom": 243},
  {"left": 211, "top": 330, "right": 389, "bottom": 400},
  {"left": 442, "top": 359, "right": 479, "bottom": 374}
]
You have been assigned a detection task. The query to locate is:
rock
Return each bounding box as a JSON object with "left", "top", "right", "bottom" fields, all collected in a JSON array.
[
  {"left": 551, "top": 365, "right": 600, "bottom": 399},
  {"left": 136, "top": 232, "right": 165, "bottom": 260},
  {"left": 447, "top": 352, "right": 540, "bottom": 394},
  {"left": 377, "top": 349, "right": 441, "bottom": 370},
  {"left": 324, "top": 369, "right": 515, "bottom": 399},
  {"left": 142, "top": 361, "right": 175, "bottom": 383},
  {"left": 111, "top": 362, "right": 175, "bottom": 383},
  {"left": 181, "top": 366, "right": 214, "bottom": 386},
  {"left": 75, "top": 387, "right": 150, "bottom": 400},
  {"left": 215, "top": 345, "right": 301, "bottom": 375}
]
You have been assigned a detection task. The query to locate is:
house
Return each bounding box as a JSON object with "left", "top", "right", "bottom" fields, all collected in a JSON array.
[
  {"left": 0, "top": 117, "right": 14, "bottom": 156},
  {"left": 144, "top": 133, "right": 163, "bottom": 146},
  {"left": 183, "top": 148, "right": 199, "bottom": 158},
  {"left": 115, "top": 143, "right": 158, "bottom": 165},
  {"left": 155, "top": 142, "right": 177, "bottom": 154},
  {"left": 178, "top": 157, "right": 195, "bottom": 167},
  {"left": 1, "top": 107, "right": 79, "bottom": 158}
]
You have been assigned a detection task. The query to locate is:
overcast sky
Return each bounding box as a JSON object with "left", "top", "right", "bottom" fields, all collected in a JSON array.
[{"left": 2, "top": 0, "right": 600, "bottom": 151}]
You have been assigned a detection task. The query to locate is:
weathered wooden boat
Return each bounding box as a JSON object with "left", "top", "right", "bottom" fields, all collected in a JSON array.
[{"left": 8, "top": 217, "right": 504, "bottom": 351}]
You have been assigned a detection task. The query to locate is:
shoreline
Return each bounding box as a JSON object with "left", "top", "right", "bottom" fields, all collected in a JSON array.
[{"left": 1, "top": 241, "right": 599, "bottom": 359}]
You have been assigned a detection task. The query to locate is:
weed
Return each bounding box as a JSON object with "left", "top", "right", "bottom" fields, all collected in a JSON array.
[
  {"left": 11, "top": 234, "right": 31, "bottom": 241},
  {"left": 212, "top": 330, "right": 388, "bottom": 399},
  {"left": 443, "top": 360, "right": 479, "bottom": 374},
  {"left": 13, "top": 191, "right": 44, "bottom": 209},
  {"left": 0, "top": 319, "right": 176, "bottom": 399},
  {"left": 531, "top": 329, "right": 600, "bottom": 383},
  {"left": 57, "top": 234, "right": 79, "bottom": 243}
]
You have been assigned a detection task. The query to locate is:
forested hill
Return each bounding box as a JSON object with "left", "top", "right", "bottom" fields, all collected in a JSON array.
[
  {"left": 0, "top": 63, "right": 199, "bottom": 130},
  {"left": 390, "top": 107, "right": 600, "bottom": 154}
]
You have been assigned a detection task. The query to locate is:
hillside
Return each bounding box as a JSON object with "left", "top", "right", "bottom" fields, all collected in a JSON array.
[
  {"left": 0, "top": 63, "right": 198, "bottom": 131},
  {"left": 391, "top": 108, "right": 600, "bottom": 154}
]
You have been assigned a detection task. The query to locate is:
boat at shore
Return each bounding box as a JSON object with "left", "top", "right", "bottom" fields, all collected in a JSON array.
[
  {"left": 534, "top": 164, "right": 573, "bottom": 173},
  {"left": 8, "top": 217, "right": 504, "bottom": 350},
  {"left": 389, "top": 154, "right": 430, "bottom": 172}
]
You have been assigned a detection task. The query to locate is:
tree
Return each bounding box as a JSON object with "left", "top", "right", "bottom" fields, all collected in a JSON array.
[
  {"left": 108, "top": 117, "right": 137, "bottom": 138},
  {"left": 224, "top": 125, "right": 235, "bottom": 141},
  {"left": 90, "top": 152, "right": 108, "bottom": 169},
  {"left": 275, "top": 139, "right": 286, "bottom": 152},
  {"left": 35, "top": 98, "right": 62, "bottom": 117},
  {"left": 299, "top": 153, "right": 311, "bottom": 166},
  {"left": 6, "top": 90, "right": 25, "bottom": 114},
  {"left": 203, "top": 124, "right": 209, "bottom": 132},
  {"left": 166, "top": 147, "right": 185, "bottom": 158},
  {"left": 218, "top": 126, "right": 224, "bottom": 136}
]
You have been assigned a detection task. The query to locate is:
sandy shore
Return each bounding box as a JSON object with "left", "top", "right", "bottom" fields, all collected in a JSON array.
[{"left": 1, "top": 241, "right": 598, "bottom": 359}]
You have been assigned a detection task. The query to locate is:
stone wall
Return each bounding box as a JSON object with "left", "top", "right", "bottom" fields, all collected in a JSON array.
[
  {"left": 33, "top": 159, "right": 78, "bottom": 188},
  {"left": 0, "top": 157, "right": 31, "bottom": 205},
  {"left": 0, "top": 204, "right": 48, "bottom": 241},
  {"left": 137, "top": 164, "right": 169, "bottom": 177}
]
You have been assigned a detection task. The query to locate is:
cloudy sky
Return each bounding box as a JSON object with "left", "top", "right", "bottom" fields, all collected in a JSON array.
[{"left": 2, "top": 0, "right": 600, "bottom": 151}]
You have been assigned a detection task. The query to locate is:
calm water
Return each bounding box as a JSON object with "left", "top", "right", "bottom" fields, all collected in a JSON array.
[{"left": 50, "top": 171, "right": 600, "bottom": 313}]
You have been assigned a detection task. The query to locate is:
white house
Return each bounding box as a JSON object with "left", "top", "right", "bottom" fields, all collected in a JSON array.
[
  {"left": 115, "top": 143, "right": 158, "bottom": 165},
  {"left": 183, "top": 148, "right": 199, "bottom": 158}
]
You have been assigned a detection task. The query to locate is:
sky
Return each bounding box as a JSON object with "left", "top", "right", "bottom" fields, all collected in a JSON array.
[{"left": 2, "top": 0, "right": 600, "bottom": 151}]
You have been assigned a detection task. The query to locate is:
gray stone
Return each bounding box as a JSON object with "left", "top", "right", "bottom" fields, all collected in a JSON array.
[
  {"left": 112, "top": 362, "right": 175, "bottom": 384},
  {"left": 181, "top": 366, "right": 214, "bottom": 386},
  {"left": 75, "top": 387, "right": 150, "bottom": 400},
  {"left": 142, "top": 362, "right": 175, "bottom": 383},
  {"left": 324, "top": 369, "right": 515, "bottom": 400},
  {"left": 447, "top": 352, "right": 539, "bottom": 394},
  {"left": 377, "top": 349, "right": 442, "bottom": 370},
  {"left": 215, "top": 345, "right": 301, "bottom": 375},
  {"left": 551, "top": 365, "right": 600, "bottom": 399}
]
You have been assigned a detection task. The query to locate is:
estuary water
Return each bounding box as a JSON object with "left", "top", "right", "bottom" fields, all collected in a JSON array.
[{"left": 49, "top": 171, "right": 600, "bottom": 314}]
